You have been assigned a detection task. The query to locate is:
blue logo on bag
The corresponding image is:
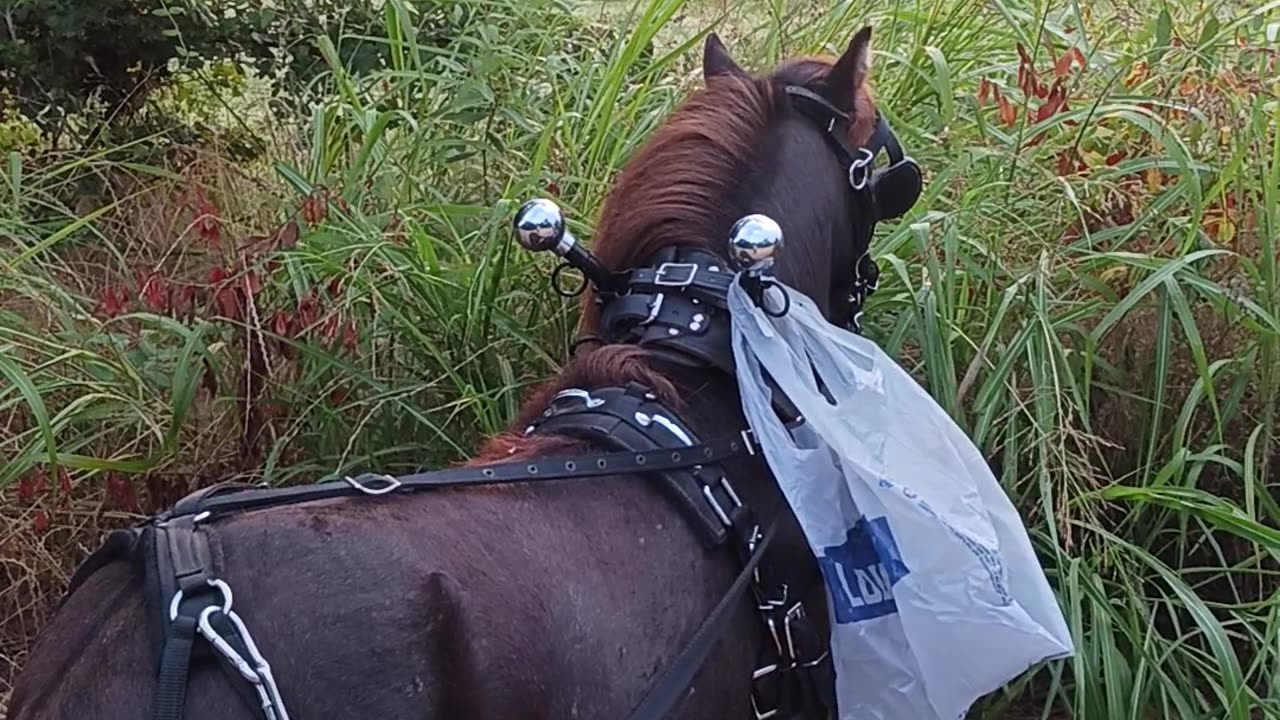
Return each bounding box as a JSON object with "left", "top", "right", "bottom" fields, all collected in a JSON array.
[{"left": 818, "top": 517, "right": 910, "bottom": 623}]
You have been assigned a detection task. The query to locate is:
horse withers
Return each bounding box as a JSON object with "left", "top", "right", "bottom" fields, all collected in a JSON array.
[{"left": 10, "top": 27, "right": 921, "bottom": 720}]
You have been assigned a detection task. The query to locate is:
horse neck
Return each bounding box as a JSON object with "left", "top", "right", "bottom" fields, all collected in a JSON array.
[{"left": 644, "top": 357, "right": 784, "bottom": 525}]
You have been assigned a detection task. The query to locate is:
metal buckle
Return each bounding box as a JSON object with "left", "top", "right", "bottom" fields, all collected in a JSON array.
[
  {"left": 702, "top": 476, "right": 744, "bottom": 527},
  {"left": 783, "top": 602, "right": 805, "bottom": 662},
  {"left": 751, "top": 690, "right": 780, "bottom": 720},
  {"left": 653, "top": 262, "right": 698, "bottom": 287}
]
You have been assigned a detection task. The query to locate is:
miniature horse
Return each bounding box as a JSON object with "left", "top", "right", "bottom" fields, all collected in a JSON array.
[{"left": 11, "top": 28, "right": 899, "bottom": 719}]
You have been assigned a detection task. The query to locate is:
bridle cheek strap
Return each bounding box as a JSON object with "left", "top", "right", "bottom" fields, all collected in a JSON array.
[
  {"left": 780, "top": 84, "right": 923, "bottom": 331},
  {"left": 782, "top": 84, "right": 923, "bottom": 223}
]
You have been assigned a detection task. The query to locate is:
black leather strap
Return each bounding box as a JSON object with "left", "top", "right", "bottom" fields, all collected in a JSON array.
[
  {"left": 160, "top": 431, "right": 757, "bottom": 523},
  {"left": 153, "top": 614, "right": 197, "bottom": 720},
  {"left": 624, "top": 520, "right": 779, "bottom": 720}
]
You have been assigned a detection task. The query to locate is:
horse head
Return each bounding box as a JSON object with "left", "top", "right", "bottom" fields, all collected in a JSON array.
[{"left": 580, "top": 26, "right": 921, "bottom": 333}]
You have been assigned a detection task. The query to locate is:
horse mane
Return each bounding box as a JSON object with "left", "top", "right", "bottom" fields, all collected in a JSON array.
[
  {"left": 588, "top": 71, "right": 782, "bottom": 275},
  {"left": 474, "top": 52, "right": 875, "bottom": 462}
]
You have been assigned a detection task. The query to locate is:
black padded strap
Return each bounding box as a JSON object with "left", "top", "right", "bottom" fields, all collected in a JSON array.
[{"left": 533, "top": 385, "right": 738, "bottom": 547}]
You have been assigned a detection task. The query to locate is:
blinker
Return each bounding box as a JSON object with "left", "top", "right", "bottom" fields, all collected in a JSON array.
[{"left": 871, "top": 158, "right": 923, "bottom": 221}]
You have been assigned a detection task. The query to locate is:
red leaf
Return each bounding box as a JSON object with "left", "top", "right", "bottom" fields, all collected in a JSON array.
[
  {"left": 329, "top": 387, "right": 348, "bottom": 406},
  {"left": 1035, "top": 79, "right": 1068, "bottom": 123},
  {"left": 1070, "top": 48, "right": 1086, "bottom": 71},
  {"left": 277, "top": 221, "right": 299, "bottom": 248},
  {"left": 17, "top": 474, "right": 37, "bottom": 504},
  {"left": 296, "top": 293, "right": 319, "bottom": 333},
  {"left": 994, "top": 88, "right": 1017, "bottom": 128},
  {"left": 97, "top": 286, "right": 128, "bottom": 318},
  {"left": 1105, "top": 151, "right": 1126, "bottom": 166},
  {"left": 144, "top": 476, "right": 168, "bottom": 513},
  {"left": 342, "top": 320, "right": 358, "bottom": 351},
  {"left": 1016, "top": 43, "right": 1044, "bottom": 98},
  {"left": 321, "top": 313, "right": 341, "bottom": 344},
  {"left": 140, "top": 273, "right": 169, "bottom": 313},
  {"left": 545, "top": 181, "right": 561, "bottom": 197},
  {"left": 1056, "top": 152, "right": 1073, "bottom": 176},
  {"left": 33, "top": 511, "right": 50, "bottom": 534},
  {"left": 216, "top": 288, "right": 241, "bottom": 321},
  {"left": 104, "top": 473, "right": 124, "bottom": 510},
  {"left": 977, "top": 78, "right": 991, "bottom": 106},
  {"left": 209, "top": 266, "right": 228, "bottom": 285},
  {"left": 327, "top": 276, "right": 345, "bottom": 298},
  {"left": 1054, "top": 51, "right": 1073, "bottom": 78},
  {"left": 105, "top": 474, "right": 140, "bottom": 514},
  {"left": 271, "top": 311, "right": 292, "bottom": 338},
  {"left": 302, "top": 191, "right": 329, "bottom": 225}
]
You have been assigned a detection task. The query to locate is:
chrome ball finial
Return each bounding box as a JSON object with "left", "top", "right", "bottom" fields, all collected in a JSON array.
[
  {"left": 513, "top": 198, "right": 567, "bottom": 253},
  {"left": 728, "top": 214, "right": 784, "bottom": 275}
]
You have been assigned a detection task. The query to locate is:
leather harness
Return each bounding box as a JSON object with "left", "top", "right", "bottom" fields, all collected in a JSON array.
[{"left": 54, "top": 82, "right": 922, "bottom": 720}]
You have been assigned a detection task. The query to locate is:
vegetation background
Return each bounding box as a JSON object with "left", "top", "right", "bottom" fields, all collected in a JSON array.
[{"left": 1, "top": 0, "right": 1278, "bottom": 716}]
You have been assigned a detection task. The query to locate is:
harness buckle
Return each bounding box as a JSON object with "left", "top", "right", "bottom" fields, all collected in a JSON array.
[
  {"left": 751, "top": 690, "right": 781, "bottom": 720},
  {"left": 653, "top": 262, "right": 698, "bottom": 287}
]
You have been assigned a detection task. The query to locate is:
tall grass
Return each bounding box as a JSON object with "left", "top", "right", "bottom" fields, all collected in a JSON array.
[{"left": 2, "top": 0, "right": 1279, "bottom": 716}]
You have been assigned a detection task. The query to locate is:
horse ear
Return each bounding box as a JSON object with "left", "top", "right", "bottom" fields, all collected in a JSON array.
[
  {"left": 825, "top": 26, "right": 873, "bottom": 111},
  {"left": 703, "top": 32, "right": 744, "bottom": 80}
]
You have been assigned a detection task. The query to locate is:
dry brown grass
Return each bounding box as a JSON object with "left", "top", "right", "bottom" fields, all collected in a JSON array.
[{"left": 0, "top": 483, "right": 143, "bottom": 715}]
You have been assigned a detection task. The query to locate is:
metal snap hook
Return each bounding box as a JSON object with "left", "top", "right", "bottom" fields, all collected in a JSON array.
[{"left": 848, "top": 147, "right": 875, "bottom": 191}]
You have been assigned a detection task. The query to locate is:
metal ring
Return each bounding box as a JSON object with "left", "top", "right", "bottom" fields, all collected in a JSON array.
[
  {"left": 169, "top": 577, "right": 234, "bottom": 621},
  {"left": 761, "top": 282, "right": 791, "bottom": 318},
  {"left": 551, "top": 262, "right": 588, "bottom": 297}
]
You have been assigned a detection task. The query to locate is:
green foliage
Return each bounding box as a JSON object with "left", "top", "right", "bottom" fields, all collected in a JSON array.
[
  {"left": 0, "top": 0, "right": 401, "bottom": 147},
  {"left": 4, "top": 0, "right": 1280, "bottom": 717}
]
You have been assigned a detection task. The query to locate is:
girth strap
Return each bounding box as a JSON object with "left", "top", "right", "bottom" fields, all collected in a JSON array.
[
  {"left": 146, "top": 516, "right": 289, "bottom": 720},
  {"left": 154, "top": 614, "right": 198, "bottom": 720}
]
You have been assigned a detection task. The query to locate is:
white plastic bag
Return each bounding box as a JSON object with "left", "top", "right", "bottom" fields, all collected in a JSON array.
[{"left": 728, "top": 279, "right": 1074, "bottom": 720}]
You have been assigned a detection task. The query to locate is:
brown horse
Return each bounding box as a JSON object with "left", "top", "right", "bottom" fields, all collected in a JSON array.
[{"left": 9, "top": 27, "right": 919, "bottom": 720}]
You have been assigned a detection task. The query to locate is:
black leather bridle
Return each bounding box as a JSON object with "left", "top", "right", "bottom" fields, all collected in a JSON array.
[{"left": 50, "top": 82, "right": 923, "bottom": 720}]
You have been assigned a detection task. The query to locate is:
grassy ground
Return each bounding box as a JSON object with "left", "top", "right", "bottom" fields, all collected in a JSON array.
[{"left": 2, "top": 0, "right": 1279, "bottom": 715}]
